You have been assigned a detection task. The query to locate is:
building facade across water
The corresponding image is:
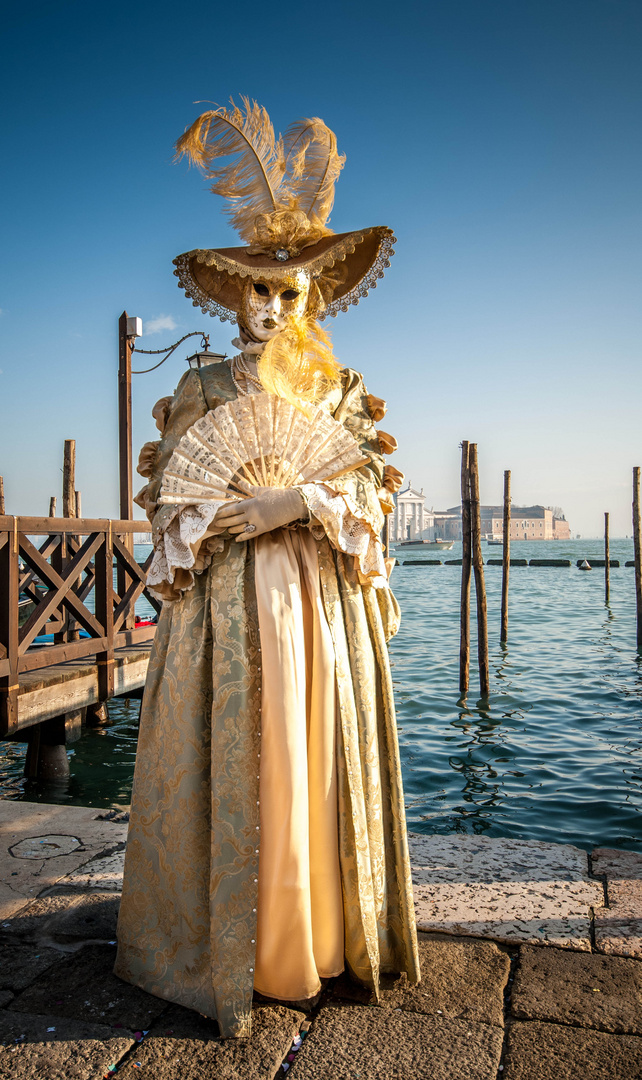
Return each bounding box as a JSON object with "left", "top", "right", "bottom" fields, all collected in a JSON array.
[{"left": 390, "top": 487, "right": 571, "bottom": 542}]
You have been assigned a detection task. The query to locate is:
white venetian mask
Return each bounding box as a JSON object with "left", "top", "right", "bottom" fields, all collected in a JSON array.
[{"left": 241, "top": 271, "right": 310, "bottom": 341}]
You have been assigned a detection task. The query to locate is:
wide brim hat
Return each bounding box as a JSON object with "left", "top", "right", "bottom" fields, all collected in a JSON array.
[{"left": 173, "top": 225, "right": 396, "bottom": 323}]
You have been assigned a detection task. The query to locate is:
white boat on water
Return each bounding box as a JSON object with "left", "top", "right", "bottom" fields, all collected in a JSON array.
[{"left": 397, "top": 538, "right": 455, "bottom": 551}]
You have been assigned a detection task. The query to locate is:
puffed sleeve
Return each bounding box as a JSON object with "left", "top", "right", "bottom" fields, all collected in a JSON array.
[
  {"left": 298, "top": 369, "right": 393, "bottom": 589},
  {"left": 137, "top": 370, "right": 227, "bottom": 601}
]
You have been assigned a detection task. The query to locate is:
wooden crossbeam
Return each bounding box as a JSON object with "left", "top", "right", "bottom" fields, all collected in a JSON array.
[
  {"left": 113, "top": 534, "right": 147, "bottom": 583},
  {"left": 18, "top": 533, "right": 104, "bottom": 649},
  {"left": 19, "top": 535, "right": 61, "bottom": 594},
  {"left": 113, "top": 576, "right": 147, "bottom": 631}
]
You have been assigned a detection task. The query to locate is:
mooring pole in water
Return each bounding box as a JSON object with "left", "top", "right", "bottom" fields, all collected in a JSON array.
[
  {"left": 604, "top": 512, "right": 610, "bottom": 605},
  {"left": 49, "top": 496, "right": 56, "bottom": 517},
  {"left": 459, "top": 442, "right": 472, "bottom": 695},
  {"left": 501, "top": 470, "right": 511, "bottom": 644},
  {"left": 0, "top": 476, "right": 4, "bottom": 515},
  {"left": 469, "top": 444, "right": 490, "bottom": 696},
  {"left": 633, "top": 468, "right": 642, "bottom": 651}
]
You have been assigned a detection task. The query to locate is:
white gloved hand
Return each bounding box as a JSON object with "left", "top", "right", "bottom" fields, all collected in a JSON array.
[{"left": 213, "top": 486, "right": 307, "bottom": 541}]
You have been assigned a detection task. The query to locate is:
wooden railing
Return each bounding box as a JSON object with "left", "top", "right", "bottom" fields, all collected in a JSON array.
[{"left": 0, "top": 517, "right": 160, "bottom": 735}]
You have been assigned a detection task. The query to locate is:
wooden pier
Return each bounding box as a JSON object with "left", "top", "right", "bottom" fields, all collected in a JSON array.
[{"left": 0, "top": 516, "right": 158, "bottom": 775}]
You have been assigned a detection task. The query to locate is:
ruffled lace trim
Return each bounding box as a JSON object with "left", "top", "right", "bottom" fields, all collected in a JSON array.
[
  {"left": 300, "top": 483, "right": 388, "bottom": 589},
  {"left": 147, "top": 502, "right": 224, "bottom": 598}
]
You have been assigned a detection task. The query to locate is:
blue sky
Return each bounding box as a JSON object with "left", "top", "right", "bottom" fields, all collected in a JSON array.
[{"left": 1, "top": 0, "right": 641, "bottom": 535}]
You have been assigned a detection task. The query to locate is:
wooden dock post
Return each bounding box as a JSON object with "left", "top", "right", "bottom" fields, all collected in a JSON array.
[
  {"left": 634, "top": 468, "right": 642, "bottom": 650},
  {"left": 470, "top": 444, "right": 490, "bottom": 696},
  {"left": 62, "top": 440, "right": 79, "bottom": 641},
  {"left": 49, "top": 496, "right": 57, "bottom": 517},
  {"left": 501, "top": 470, "right": 511, "bottom": 644},
  {"left": 459, "top": 442, "right": 472, "bottom": 695},
  {"left": 62, "top": 440, "right": 76, "bottom": 518},
  {"left": 0, "top": 477, "right": 4, "bottom": 515},
  {"left": 600, "top": 509, "right": 605, "bottom": 604}
]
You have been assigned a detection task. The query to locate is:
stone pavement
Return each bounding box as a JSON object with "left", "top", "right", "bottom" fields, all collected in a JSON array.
[{"left": 1, "top": 802, "right": 642, "bottom": 1078}]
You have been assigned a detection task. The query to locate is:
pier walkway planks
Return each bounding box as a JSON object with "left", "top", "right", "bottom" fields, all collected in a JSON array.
[{"left": 14, "top": 642, "right": 151, "bottom": 731}]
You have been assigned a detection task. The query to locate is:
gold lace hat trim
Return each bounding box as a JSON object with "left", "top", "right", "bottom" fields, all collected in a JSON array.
[{"left": 173, "top": 227, "right": 396, "bottom": 323}]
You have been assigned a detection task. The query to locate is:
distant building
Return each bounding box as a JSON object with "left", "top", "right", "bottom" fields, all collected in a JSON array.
[
  {"left": 445, "top": 504, "right": 571, "bottom": 541},
  {"left": 434, "top": 510, "right": 463, "bottom": 541},
  {"left": 390, "top": 491, "right": 570, "bottom": 543},
  {"left": 479, "top": 504, "right": 571, "bottom": 541},
  {"left": 390, "top": 485, "right": 434, "bottom": 542}
]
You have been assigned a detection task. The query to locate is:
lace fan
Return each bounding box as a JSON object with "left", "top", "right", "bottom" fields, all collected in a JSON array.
[{"left": 159, "top": 393, "right": 367, "bottom": 505}]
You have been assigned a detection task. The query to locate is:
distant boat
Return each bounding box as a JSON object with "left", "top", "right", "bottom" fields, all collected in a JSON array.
[
  {"left": 397, "top": 538, "right": 455, "bottom": 550},
  {"left": 486, "top": 538, "right": 503, "bottom": 546}
]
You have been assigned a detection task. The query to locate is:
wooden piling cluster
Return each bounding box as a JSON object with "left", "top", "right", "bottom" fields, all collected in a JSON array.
[{"left": 459, "top": 442, "right": 490, "bottom": 697}]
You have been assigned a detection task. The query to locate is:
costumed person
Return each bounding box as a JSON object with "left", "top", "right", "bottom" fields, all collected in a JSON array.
[{"left": 115, "top": 98, "right": 419, "bottom": 1038}]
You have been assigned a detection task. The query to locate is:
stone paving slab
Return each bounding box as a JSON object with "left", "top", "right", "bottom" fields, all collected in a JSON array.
[
  {"left": 594, "top": 879, "right": 642, "bottom": 959},
  {"left": 511, "top": 943, "right": 642, "bottom": 1034},
  {"left": 1, "top": 891, "right": 120, "bottom": 947},
  {"left": 0, "top": 1010, "right": 134, "bottom": 1080},
  {"left": 9, "top": 944, "right": 166, "bottom": 1031},
  {"left": 413, "top": 879, "right": 603, "bottom": 949},
  {"left": 592, "top": 847, "right": 642, "bottom": 880},
  {"left": 0, "top": 944, "right": 65, "bottom": 991},
  {"left": 592, "top": 847, "right": 642, "bottom": 958},
  {"left": 116, "top": 1001, "right": 304, "bottom": 1079},
  {"left": 502, "top": 1019, "right": 642, "bottom": 1080},
  {"left": 408, "top": 833, "right": 590, "bottom": 883},
  {"left": 64, "top": 850, "right": 126, "bottom": 892},
  {"left": 409, "top": 833, "right": 603, "bottom": 948},
  {"left": 287, "top": 1002, "right": 503, "bottom": 1079},
  {"left": 0, "top": 802, "right": 127, "bottom": 919},
  {"left": 330, "top": 937, "right": 510, "bottom": 1028}
]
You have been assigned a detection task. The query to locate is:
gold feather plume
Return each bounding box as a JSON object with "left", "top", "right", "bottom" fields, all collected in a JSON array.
[
  {"left": 175, "top": 97, "right": 285, "bottom": 243},
  {"left": 282, "top": 117, "right": 346, "bottom": 229},
  {"left": 175, "top": 98, "right": 345, "bottom": 245}
]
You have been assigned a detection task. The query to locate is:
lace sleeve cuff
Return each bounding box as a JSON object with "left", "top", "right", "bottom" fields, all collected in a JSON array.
[
  {"left": 299, "top": 482, "right": 388, "bottom": 588},
  {"left": 146, "top": 502, "right": 225, "bottom": 600}
]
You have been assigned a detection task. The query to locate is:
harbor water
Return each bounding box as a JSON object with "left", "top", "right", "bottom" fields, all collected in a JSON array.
[{"left": 1, "top": 539, "right": 641, "bottom": 852}]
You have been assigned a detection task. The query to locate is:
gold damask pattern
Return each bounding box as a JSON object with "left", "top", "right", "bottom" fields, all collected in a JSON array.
[{"left": 115, "top": 360, "right": 419, "bottom": 1038}]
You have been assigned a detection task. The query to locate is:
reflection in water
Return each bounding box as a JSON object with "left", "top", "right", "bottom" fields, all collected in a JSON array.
[
  {"left": 0, "top": 696, "right": 141, "bottom": 808},
  {"left": 392, "top": 539, "right": 642, "bottom": 852}
]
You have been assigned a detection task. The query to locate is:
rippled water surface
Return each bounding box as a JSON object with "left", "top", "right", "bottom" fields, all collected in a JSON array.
[
  {"left": 392, "top": 539, "right": 642, "bottom": 851},
  {"left": 2, "top": 540, "right": 641, "bottom": 851}
]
